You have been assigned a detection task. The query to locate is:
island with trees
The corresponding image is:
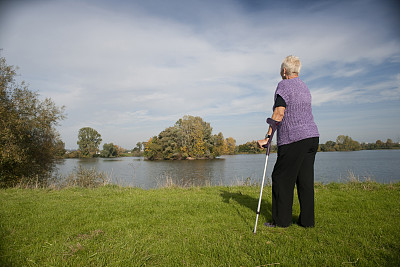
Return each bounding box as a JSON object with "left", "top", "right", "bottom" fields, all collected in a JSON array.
[{"left": 143, "top": 115, "right": 236, "bottom": 160}]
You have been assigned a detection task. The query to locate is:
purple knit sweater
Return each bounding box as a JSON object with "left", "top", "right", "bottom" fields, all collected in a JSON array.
[{"left": 274, "top": 77, "right": 319, "bottom": 146}]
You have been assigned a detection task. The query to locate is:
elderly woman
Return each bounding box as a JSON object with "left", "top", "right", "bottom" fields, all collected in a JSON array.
[{"left": 258, "top": 55, "right": 319, "bottom": 228}]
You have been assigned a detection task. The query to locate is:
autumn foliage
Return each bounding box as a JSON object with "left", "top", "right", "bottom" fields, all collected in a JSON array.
[
  {"left": 144, "top": 115, "right": 235, "bottom": 160},
  {"left": 0, "top": 56, "right": 65, "bottom": 186}
]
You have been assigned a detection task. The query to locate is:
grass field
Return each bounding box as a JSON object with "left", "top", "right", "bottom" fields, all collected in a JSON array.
[{"left": 1, "top": 182, "right": 399, "bottom": 266}]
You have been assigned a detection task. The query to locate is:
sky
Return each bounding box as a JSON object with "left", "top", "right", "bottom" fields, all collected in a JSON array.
[{"left": 1, "top": 0, "right": 399, "bottom": 149}]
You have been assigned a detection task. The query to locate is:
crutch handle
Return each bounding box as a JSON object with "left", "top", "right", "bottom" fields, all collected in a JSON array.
[
  {"left": 266, "top": 118, "right": 280, "bottom": 133},
  {"left": 263, "top": 118, "right": 280, "bottom": 153}
]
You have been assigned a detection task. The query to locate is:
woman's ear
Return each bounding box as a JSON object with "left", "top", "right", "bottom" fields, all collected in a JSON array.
[{"left": 281, "top": 67, "right": 286, "bottom": 79}]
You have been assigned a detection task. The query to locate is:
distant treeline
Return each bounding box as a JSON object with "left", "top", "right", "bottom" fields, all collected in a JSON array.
[
  {"left": 237, "top": 141, "right": 277, "bottom": 154},
  {"left": 65, "top": 134, "right": 399, "bottom": 159},
  {"left": 319, "top": 135, "right": 399, "bottom": 152},
  {"left": 237, "top": 135, "right": 399, "bottom": 154}
]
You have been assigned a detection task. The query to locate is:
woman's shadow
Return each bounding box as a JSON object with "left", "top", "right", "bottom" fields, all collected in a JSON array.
[{"left": 220, "top": 189, "right": 272, "bottom": 230}]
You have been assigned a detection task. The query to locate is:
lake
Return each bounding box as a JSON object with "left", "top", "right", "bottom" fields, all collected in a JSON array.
[{"left": 55, "top": 150, "right": 400, "bottom": 189}]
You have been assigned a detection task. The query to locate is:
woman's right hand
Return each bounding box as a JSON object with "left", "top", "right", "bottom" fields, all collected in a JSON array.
[{"left": 257, "top": 139, "right": 269, "bottom": 148}]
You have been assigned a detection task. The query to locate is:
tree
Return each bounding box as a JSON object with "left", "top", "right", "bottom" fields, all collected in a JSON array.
[
  {"left": 336, "top": 135, "right": 361, "bottom": 151},
  {"left": 144, "top": 137, "right": 163, "bottom": 160},
  {"left": 175, "top": 115, "right": 213, "bottom": 158},
  {"left": 238, "top": 141, "right": 263, "bottom": 154},
  {"left": 54, "top": 140, "right": 67, "bottom": 158},
  {"left": 210, "top": 132, "right": 226, "bottom": 157},
  {"left": 375, "top": 140, "right": 384, "bottom": 148},
  {"left": 224, "top": 137, "right": 236, "bottom": 155},
  {"left": 131, "top": 142, "right": 144, "bottom": 156},
  {"left": 115, "top": 145, "right": 125, "bottom": 156},
  {"left": 133, "top": 142, "right": 143, "bottom": 152},
  {"left": 100, "top": 143, "right": 118, "bottom": 158},
  {"left": 0, "top": 56, "right": 65, "bottom": 186},
  {"left": 77, "top": 127, "right": 102, "bottom": 157},
  {"left": 319, "top": 140, "right": 336, "bottom": 152},
  {"left": 158, "top": 126, "right": 181, "bottom": 159},
  {"left": 385, "top": 139, "right": 393, "bottom": 148}
]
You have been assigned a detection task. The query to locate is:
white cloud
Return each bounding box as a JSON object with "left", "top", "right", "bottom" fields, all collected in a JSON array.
[{"left": 312, "top": 86, "right": 358, "bottom": 106}]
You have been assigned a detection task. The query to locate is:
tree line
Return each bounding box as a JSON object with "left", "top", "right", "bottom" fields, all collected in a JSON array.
[
  {"left": 70, "top": 130, "right": 399, "bottom": 158},
  {"left": 237, "top": 135, "right": 399, "bottom": 154},
  {"left": 66, "top": 115, "right": 238, "bottom": 160},
  {"left": 70, "top": 130, "right": 399, "bottom": 159},
  {"left": 65, "top": 127, "right": 138, "bottom": 158},
  {"left": 237, "top": 141, "right": 277, "bottom": 154},
  {"left": 319, "top": 135, "right": 399, "bottom": 152}
]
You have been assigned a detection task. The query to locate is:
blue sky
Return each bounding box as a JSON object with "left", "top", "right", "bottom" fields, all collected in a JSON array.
[{"left": 1, "top": 0, "right": 399, "bottom": 149}]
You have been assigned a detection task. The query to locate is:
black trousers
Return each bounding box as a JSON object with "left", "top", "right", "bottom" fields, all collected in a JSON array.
[{"left": 271, "top": 137, "right": 319, "bottom": 227}]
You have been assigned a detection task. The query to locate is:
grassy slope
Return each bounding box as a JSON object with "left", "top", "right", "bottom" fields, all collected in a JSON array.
[{"left": 0, "top": 182, "right": 399, "bottom": 266}]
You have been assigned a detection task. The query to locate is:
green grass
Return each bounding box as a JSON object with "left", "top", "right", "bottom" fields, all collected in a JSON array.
[{"left": 1, "top": 182, "right": 399, "bottom": 266}]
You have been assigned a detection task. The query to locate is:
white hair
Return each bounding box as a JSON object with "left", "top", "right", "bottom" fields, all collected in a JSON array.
[{"left": 281, "top": 55, "right": 301, "bottom": 76}]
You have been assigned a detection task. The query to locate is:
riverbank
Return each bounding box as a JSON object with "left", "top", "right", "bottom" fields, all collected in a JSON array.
[{"left": 1, "top": 182, "right": 399, "bottom": 266}]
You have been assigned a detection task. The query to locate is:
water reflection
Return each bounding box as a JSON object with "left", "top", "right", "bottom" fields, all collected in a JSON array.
[{"left": 55, "top": 150, "right": 400, "bottom": 188}]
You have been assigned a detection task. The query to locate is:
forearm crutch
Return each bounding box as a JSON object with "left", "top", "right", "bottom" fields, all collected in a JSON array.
[{"left": 253, "top": 118, "right": 280, "bottom": 234}]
